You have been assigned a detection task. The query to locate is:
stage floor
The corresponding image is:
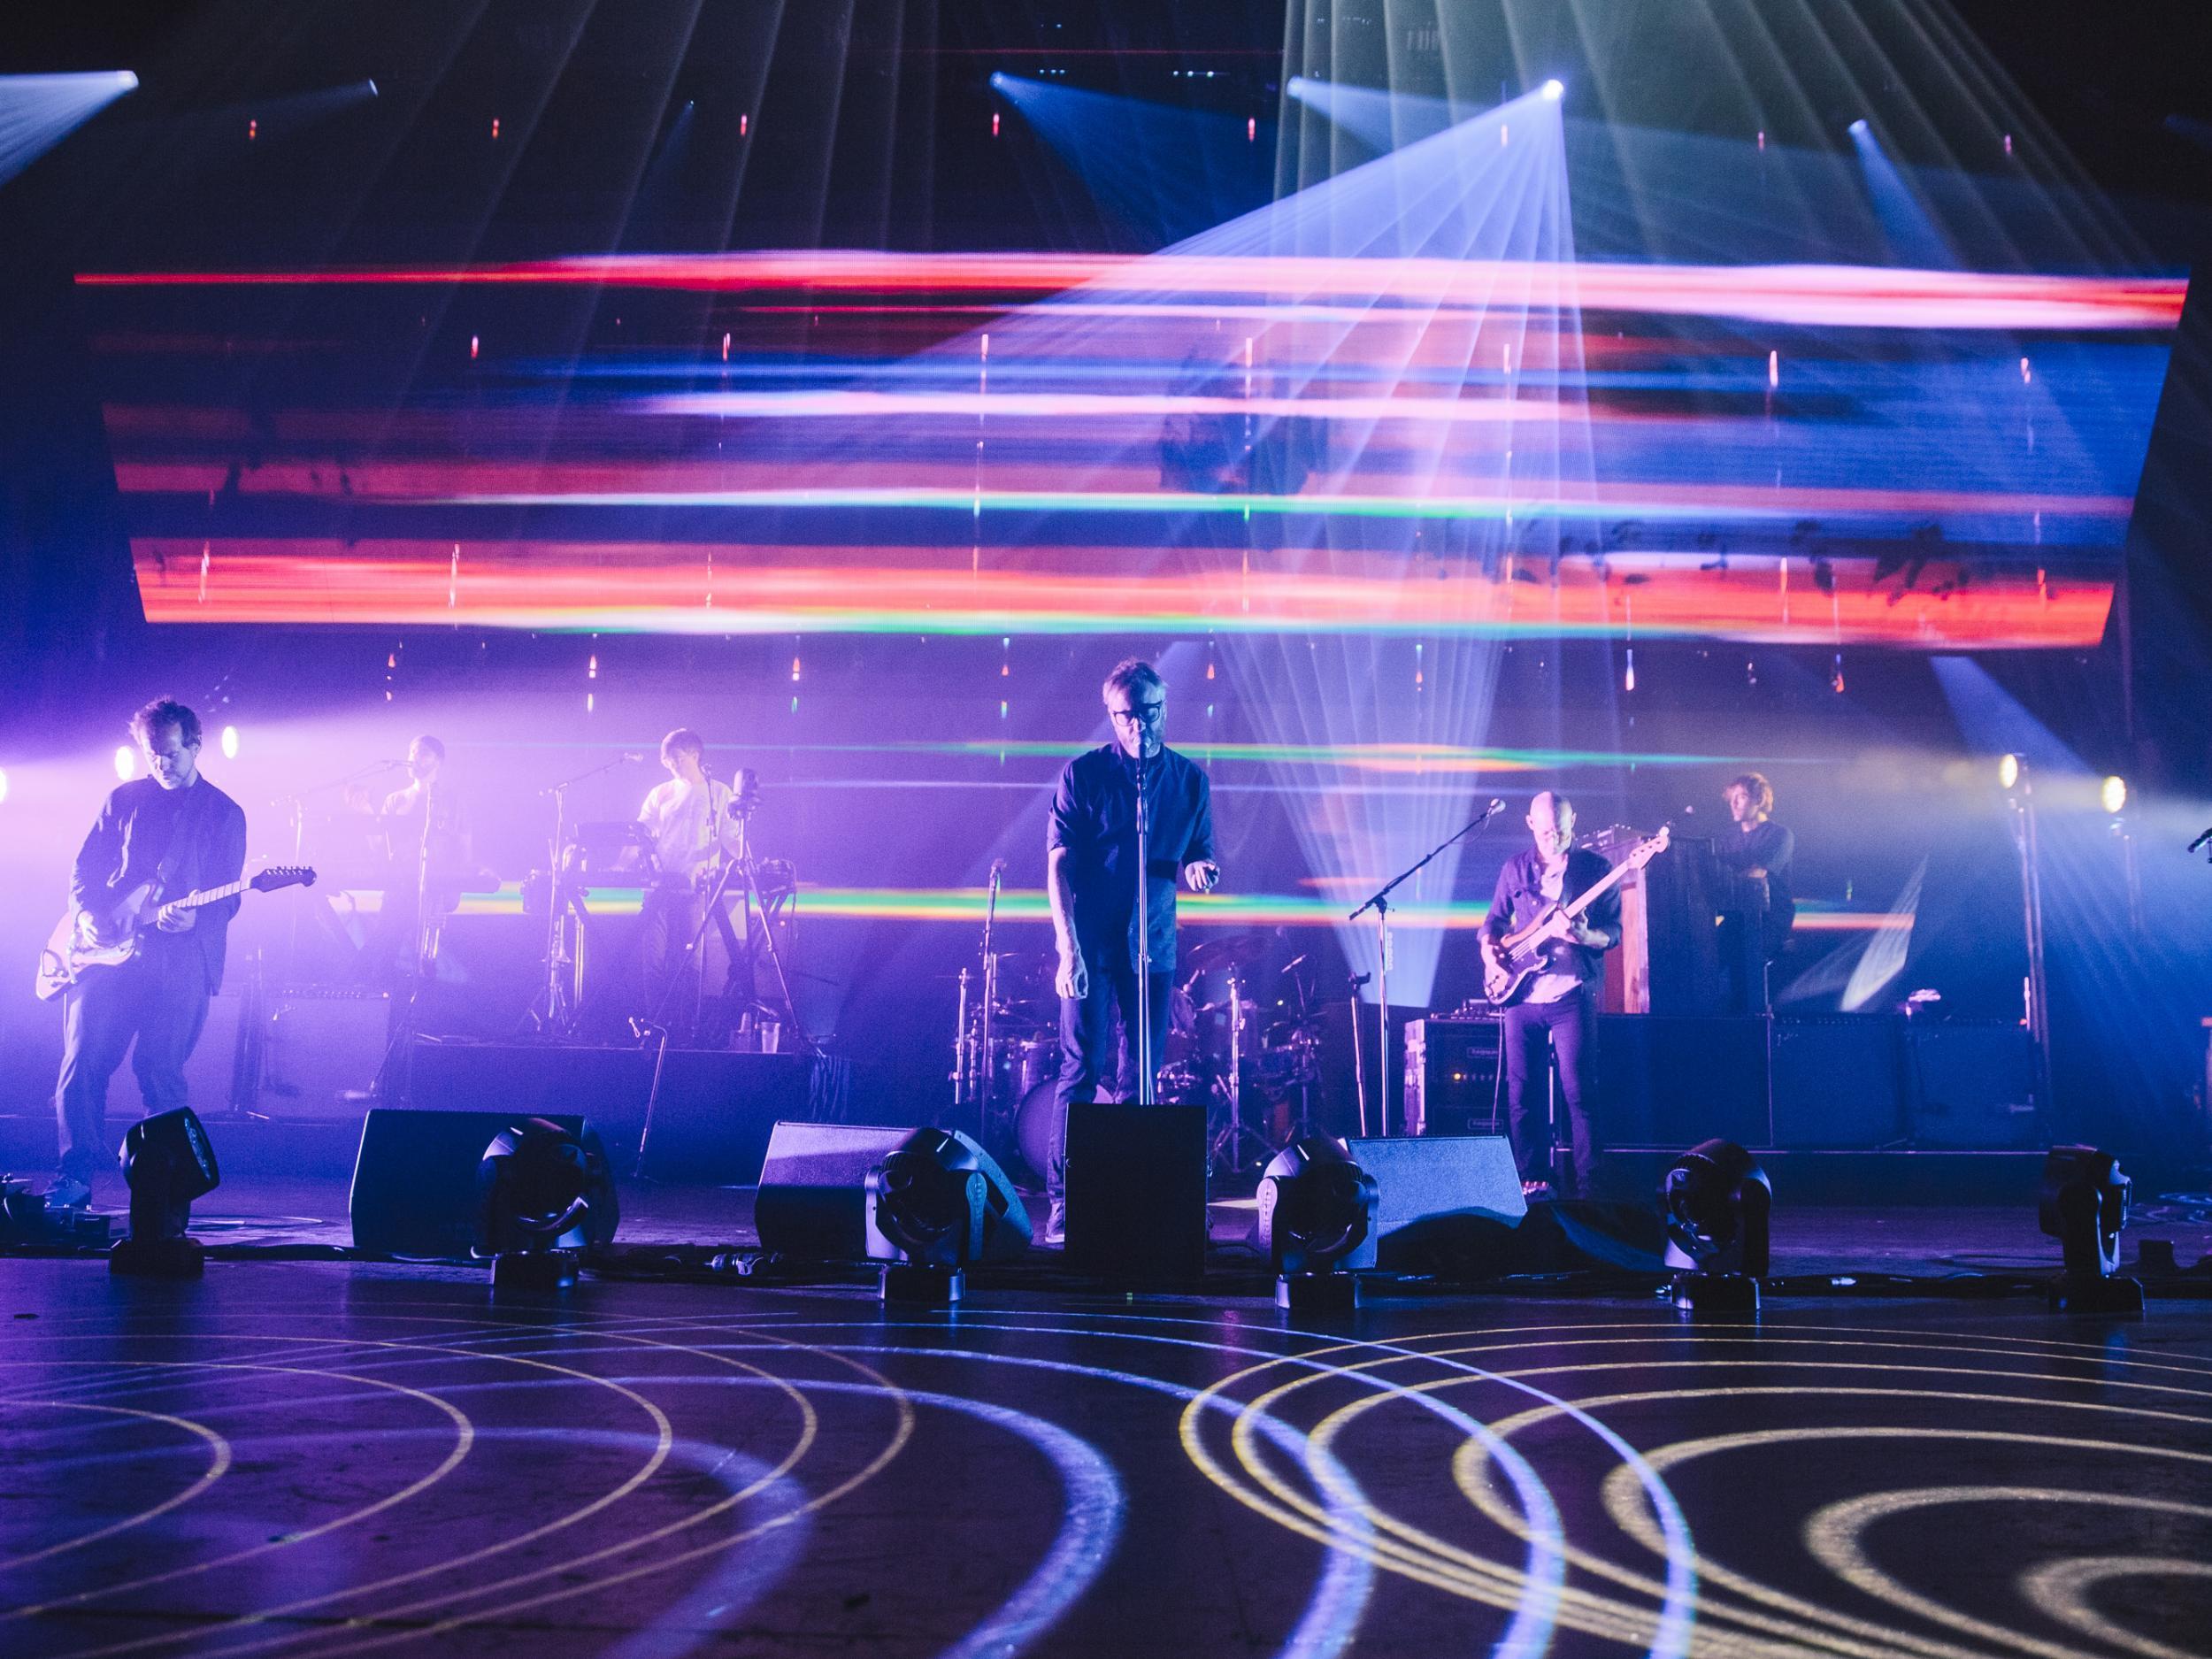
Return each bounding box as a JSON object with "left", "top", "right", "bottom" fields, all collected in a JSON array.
[{"left": 5, "top": 1184, "right": 2212, "bottom": 1657}]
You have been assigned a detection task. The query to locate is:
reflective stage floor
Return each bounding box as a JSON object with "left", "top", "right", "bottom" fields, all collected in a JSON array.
[{"left": 5, "top": 1230, "right": 2212, "bottom": 1658}]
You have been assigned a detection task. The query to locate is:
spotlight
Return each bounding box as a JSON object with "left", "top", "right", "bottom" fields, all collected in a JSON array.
[
  {"left": 867, "top": 1126, "right": 1032, "bottom": 1304},
  {"left": 1998, "top": 753, "right": 2021, "bottom": 791},
  {"left": 2101, "top": 775, "right": 2127, "bottom": 815},
  {"left": 1540, "top": 79, "right": 1564, "bottom": 103},
  {"left": 1254, "top": 1137, "right": 1379, "bottom": 1311},
  {"left": 473, "top": 1118, "right": 619, "bottom": 1291},
  {"left": 2038, "top": 1145, "right": 2144, "bottom": 1313},
  {"left": 1660, "top": 1139, "right": 1770, "bottom": 1313},
  {"left": 219, "top": 724, "right": 240, "bottom": 760},
  {"left": 1848, "top": 118, "right": 1870, "bottom": 135},
  {"left": 110, "top": 1108, "right": 221, "bottom": 1278},
  {"left": 114, "top": 745, "right": 138, "bottom": 782}
]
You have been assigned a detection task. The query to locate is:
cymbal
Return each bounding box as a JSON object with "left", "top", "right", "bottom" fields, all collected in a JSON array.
[{"left": 1179, "top": 933, "right": 1271, "bottom": 978}]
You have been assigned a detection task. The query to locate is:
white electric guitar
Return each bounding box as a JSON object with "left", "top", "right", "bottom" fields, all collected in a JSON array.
[{"left": 34, "top": 865, "right": 316, "bottom": 1002}]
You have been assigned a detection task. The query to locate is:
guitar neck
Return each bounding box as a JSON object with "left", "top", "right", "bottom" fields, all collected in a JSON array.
[
  {"left": 1559, "top": 857, "right": 1630, "bottom": 922},
  {"left": 166, "top": 879, "right": 249, "bottom": 911}
]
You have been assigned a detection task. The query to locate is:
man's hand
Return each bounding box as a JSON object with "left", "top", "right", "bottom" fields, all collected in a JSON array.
[
  {"left": 1567, "top": 918, "right": 1608, "bottom": 949},
  {"left": 1055, "top": 948, "right": 1089, "bottom": 1001},
  {"left": 156, "top": 906, "right": 196, "bottom": 933},
  {"left": 1183, "top": 859, "right": 1220, "bottom": 894}
]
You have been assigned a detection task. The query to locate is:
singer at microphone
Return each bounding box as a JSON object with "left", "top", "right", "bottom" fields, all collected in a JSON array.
[
  {"left": 637, "top": 727, "right": 746, "bottom": 1041},
  {"left": 1038, "top": 658, "right": 1221, "bottom": 1244}
]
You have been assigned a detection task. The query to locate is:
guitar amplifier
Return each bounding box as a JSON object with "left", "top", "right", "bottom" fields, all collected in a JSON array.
[{"left": 1403, "top": 1017, "right": 1502, "bottom": 1138}]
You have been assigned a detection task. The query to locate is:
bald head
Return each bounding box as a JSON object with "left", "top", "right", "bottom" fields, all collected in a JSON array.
[{"left": 1527, "top": 791, "right": 1576, "bottom": 863}]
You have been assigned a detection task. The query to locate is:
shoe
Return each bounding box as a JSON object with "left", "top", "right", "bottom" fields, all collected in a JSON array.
[
  {"left": 1042, "top": 1197, "right": 1067, "bottom": 1247},
  {"left": 47, "top": 1176, "right": 91, "bottom": 1210}
]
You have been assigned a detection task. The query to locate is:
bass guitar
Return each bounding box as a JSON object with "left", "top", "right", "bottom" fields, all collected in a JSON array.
[
  {"left": 1481, "top": 826, "right": 1669, "bottom": 1008},
  {"left": 34, "top": 865, "right": 317, "bottom": 1002}
]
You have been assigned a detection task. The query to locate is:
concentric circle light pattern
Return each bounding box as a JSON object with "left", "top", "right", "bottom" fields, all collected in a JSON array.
[{"left": 4, "top": 1266, "right": 2209, "bottom": 1656}]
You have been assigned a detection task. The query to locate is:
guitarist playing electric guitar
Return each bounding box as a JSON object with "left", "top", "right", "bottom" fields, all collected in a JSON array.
[
  {"left": 46, "top": 698, "right": 248, "bottom": 1210},
  {"left": 1479, "top": 792, "right": 1633, "bottom": 1202}
]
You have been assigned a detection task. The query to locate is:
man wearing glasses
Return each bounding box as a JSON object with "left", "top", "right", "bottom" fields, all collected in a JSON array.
[{"left": 1041, "top": 658, "right": 1221, "bottom": 1242}]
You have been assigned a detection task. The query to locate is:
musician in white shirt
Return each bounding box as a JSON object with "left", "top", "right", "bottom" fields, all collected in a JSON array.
[{"left": 637, "top": 729, "right": 742, "bottom": 1036}]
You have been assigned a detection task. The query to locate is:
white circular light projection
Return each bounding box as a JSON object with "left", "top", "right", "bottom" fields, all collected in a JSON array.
[
  {"left": 114, "top": 745, "right": 139, "bottom": 781},
  {"left": 220, "top": 724, "right": 241, "bottom": 759}
]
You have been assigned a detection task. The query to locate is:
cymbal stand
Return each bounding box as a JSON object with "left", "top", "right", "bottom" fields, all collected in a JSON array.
[{"left": 1207, "top": 969, "right": 1271, "bottom": 1176}]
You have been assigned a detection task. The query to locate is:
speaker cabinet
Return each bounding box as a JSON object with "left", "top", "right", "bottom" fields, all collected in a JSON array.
[
  {"left": 1769, "top": 1017, "right": 1903, "bottom": 1148},
  {"left": 1908, "top": 1022, "right": 2041, "bottom": 1148},
  {"left": 1593, "top": 1015, "right": 1769, "bottom": 1148},
  {"left": 1065, "top": 1102, "right": 1207, "bottom": 1280},
  {"left": 351, "top": 1108, "right": 589, "bottom": 1256},
  {"left": 262, "top": 987, "right": 388, "bottom": 1118},
  {"left": 1402, "top": 1018, "right": 1502, "bottom": 1138},
  {"left": 753, "top": 1122, "right": 913, "bottom": 1260}
]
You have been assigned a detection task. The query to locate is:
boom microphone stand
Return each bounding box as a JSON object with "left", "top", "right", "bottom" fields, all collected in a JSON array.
[
  {"left": 1348, "top": 798, "right": 1506, "bottom": 1137},
  {"left": 1134, "top": 747, "right": 1154, "bottom": 1105}
]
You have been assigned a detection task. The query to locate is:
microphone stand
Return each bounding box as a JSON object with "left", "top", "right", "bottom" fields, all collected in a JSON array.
[
  {"left": 1133, "top": 746, "right": 1154, "bottom": 1105},
  {"left": 1348, "top": 799, "right": 1507, "bottom": 1138}
]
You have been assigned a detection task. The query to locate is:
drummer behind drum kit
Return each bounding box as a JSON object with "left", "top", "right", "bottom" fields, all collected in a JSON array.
[{"left": 951, "top": 928, "right": 1325, "bottom": 1181}]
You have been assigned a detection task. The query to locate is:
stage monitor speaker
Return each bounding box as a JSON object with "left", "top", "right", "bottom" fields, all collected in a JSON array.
[
  {"left": 1909, "top": 1022, "right": 2040, "bottom": 1148},
  {"left": 351, "top": 1108, "right": 588, "bottom": 1256},
  {"left": 1768, "top": 1017, "right": 1903, "bottom": 1148},
  {"left": 1065, "top": 1102, "right": 1207, "bottom": 1280},
  {"left": 1343, "top": 1134, "right": 1525, "bottom": 1271},
  {"left": 262, "top": 987, "right": 388, "bottom": 1118},
  {"left": 753, "top": 1122, "right": 914, "bottom": 1260}
]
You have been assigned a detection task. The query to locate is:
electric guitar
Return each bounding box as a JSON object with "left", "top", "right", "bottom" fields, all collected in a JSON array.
[
  {"left": 34, "top": 865, "right": 317, "bottom": 1002},
  {"left": 1481, "top": 826, "right": 1670, "bottom": 1008}
]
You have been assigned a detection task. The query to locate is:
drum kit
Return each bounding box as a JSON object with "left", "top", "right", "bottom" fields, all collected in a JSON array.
[{"left": 952, "top": 931, "right": 1325, "bottom": 1181}]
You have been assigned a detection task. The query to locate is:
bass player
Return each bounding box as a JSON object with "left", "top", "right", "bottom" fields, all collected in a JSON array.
[
  {"left": 1479, "top": 790, "right": 1620, "bottom": 1201},
  {"left": 47, "top": 698, "right": 247, "bottom": 1209}
]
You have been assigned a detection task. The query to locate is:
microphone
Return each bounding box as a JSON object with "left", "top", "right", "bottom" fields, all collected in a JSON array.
[
  {"left": 2189, "top": 826, "right": 2212, "bottom": 854},
  {"left": 989, "top": 856, "right": 1009, "bottom": 881}
]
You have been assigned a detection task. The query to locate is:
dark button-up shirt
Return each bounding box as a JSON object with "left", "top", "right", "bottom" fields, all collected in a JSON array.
[
  {"left": 1482, "top": 845, "right": 1623, "bottom": 997},
  {"left": 1716, "top": 818, "right": 1795, "bottom": 955},
  {"left": 1048, "top": 743, "right": 1217, "bottom": 974},
  {"left": 72, "top": 776, "right": 249, "bottom": 993}
]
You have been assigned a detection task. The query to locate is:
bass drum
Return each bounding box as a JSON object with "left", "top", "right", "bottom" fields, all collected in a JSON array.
[{"left": 1013, "top": 1078, "right": 1063, "bottom": 1189}]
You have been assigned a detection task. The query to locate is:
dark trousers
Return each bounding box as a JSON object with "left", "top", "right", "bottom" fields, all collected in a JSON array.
[
  {"left": 1048, "top": 961, "right": 1172, "bottom": 1201},
  {"left": 53, "top": 944, "right": 211, "bottom": 1182},
  {"left": 640, "top": 883, "right": 740, "bottom": 1039},
  {"left": 1502, "top": 988, "right": 1601, "bottom": 1195}
]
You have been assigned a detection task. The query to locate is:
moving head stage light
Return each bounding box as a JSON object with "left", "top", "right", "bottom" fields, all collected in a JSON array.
[
  {"left": 111, "top": 1107, "right": 221, "bottom": 1278},
  {"left": 2039, "top": 1144, "right": 2144, "bottom": 1314},
  {"left": 474, "top": 1118, "right": 619, "bottom": 1291},
  {"left": 1254, "top": 1137, "right": 1379, "bottom": 1312},
  {"left": 1660, "top": 1138, "right": 1770, "bottom": 1314},
  {"left": 868, "top": 1126, "right": 1032, "bottom": 1305}
]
